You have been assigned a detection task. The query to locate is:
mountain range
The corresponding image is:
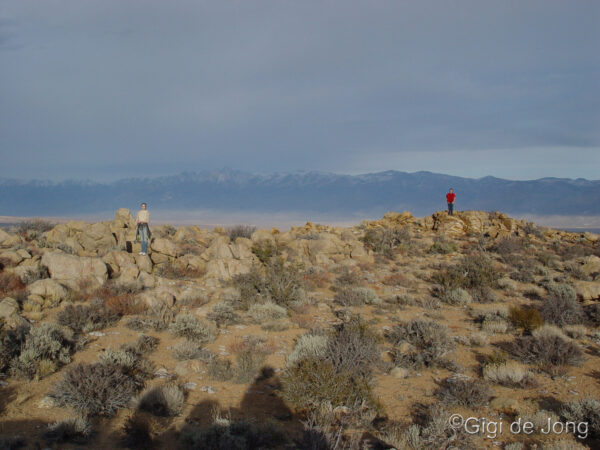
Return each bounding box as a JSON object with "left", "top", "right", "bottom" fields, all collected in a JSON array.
[{"left": 1, "top": 169, "right": 599, "bottom": 217}]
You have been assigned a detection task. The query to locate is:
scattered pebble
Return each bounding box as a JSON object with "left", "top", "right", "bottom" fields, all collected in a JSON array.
[
  {"left": 0, "top": 380, "right": 8, "bottom": 387},
  {"left": 155, "top": 368, "right": 172, "bottom": 378},
  {"left": 182, "top": 382, "right": 197, "bottom": 391},
  {"left": 568, "top": 390, "right": 579, "bottom": 395}
]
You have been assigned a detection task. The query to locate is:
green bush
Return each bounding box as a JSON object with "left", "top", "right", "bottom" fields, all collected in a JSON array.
[{"left": 361, "top": 227, "right": 411, "bottom": 257}]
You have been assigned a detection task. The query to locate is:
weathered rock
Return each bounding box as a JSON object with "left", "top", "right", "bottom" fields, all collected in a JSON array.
[
  {"left": 78, "top": 223, "right": 116, "bottom": 252},
  {"left": 116, "top": 264, "right": 140, "bottom": 285},
  {"left": 138, "top": 271, "right": 156, "bottom": 289},
  {"left": 176, "top": 255, "right": 206, "bottom": 272},
  {"left": 1, "top": 235, "right": 24, "bottom": 248},
  {"left": 580, "top": 256, "right": 600, "bottom": 278},
  {"left": 201, "top": 236, "right": 233, "bottom": 261},
  {"left": 41, "top": 251, "right": 108, "bottom": 288},
  {"left": 139, "top": 286, "right": 176, "bottom": 309},
  {"left": 0, "top": 228, "right": 11, "bottom": 244},
  {"left": 0, "top": 297, "right": 19, "bottom": 319},
  {"left": 16, "top": 249, "right": 31, "bottom": 260},
  {"left": 251, "top": 229, "right": 276, "bottom": 244},
  {"left": 230, "top": 239, "right": 253, "bottom": 259},
  {"left": 0, "top": 250, "right": 23, "bottom": 265},
  {"left": 113, "top": 208, "right": 135, "bottom": 229},
  {"left": 151, "top": 238, "right": 178, "bottom": 257},
  {"left": 205, "top": 259, "right": 252, "bottom": 280},
  {"left": 135, "top": 254, "right": 153, "bottom": 273},
  {"left": 150, "top": 252, "right": 170, "bottom": 265},
  {"left": 574, "top": 281, "right": 600, "bottom": 301},
  {"left": 27, "top": 279, "right": 68, "bottom": 301}
]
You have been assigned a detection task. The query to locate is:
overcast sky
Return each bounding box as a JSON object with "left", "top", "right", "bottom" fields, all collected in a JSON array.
[{"left": 1, "top": 0, "right": 599, "bottom": 181}]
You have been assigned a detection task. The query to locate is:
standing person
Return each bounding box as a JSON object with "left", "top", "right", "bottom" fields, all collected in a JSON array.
[
  {"left": 446, "top": 188, "right": 456, "bottom": 215},
  {"left": 136, "top": 202, "right": 151, "bottom": 255}
]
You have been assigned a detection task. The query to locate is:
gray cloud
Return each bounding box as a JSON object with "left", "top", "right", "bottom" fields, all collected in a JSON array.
[{"left": 1, "top": 0, "right": 599, "bottom": 181}]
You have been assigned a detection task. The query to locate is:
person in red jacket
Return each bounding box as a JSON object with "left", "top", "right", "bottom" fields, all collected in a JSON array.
[{"left": 446, "top": 188, "right": 456, "bottom": 215}]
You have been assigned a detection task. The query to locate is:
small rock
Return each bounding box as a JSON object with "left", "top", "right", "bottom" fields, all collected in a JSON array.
[
  {"left": 88, "top": 331, "right": 106, "bottom": 337},
  {"left": 182, "top": 382, "right": 197, "bottom": 391},
  {"left": 568, "top": 390, "right": 579, "bottom": 395},
  {"left": 390, "top": 367, "right": 409, "bottom": 379},
  {"left": 234, "top": 325, "right": 247, "bottom": 329},
  {"left": 38, "top": 396, "right": 56, "bottom": 409},
  {"left": 200, "top": 385, "right": 217, "bottom": 394},
  {"left": 155, "top": 368, "right": 172, "bottom": 379}
]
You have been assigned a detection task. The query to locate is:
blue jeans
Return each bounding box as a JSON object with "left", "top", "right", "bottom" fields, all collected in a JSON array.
[
  {"left": 448, "top": 203, "right": 454, "bottom": 215},
  {"left": 138, "top": 224, "right": 149, "bottom": 253}
]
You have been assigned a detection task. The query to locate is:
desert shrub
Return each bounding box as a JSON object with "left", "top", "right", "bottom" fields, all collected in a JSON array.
[
  {"left": 207, "top": 358, "right": 234, "bottom": 381},
  {"left": 207, "top": 302, "right": 240, "bottom": 327},
  {"left": 233, "top": 351, "right": 266, "bottom": 384},
  {"left": 522, "top": 222, "right": 544, "bottom": 238},
  {"left": 0, "top": 272, "right": 25, "bottom": 298},
  {"left": 155, "top": 263, "right": 206, "bottom": 280},
  {"left": 260, "top": 319, "right": 290, "bottom": 331},
  {"left": 378, "top": 405, "right": 473, "bottom": 450},
  {"left": 162, "top": 224, "right": 177, "bottom": 236},
  {"left": 540, "top": 283, "right": 585, "bottom": 326},
  {"left": 323, "top": 318, "right": 381, "bottom": 379},
  {"left": 18, "top": 218, "right": 55, "bottom": 235},
  {"left": 227, "top": 225, "right": 256, "bottom": 240},
  {"left": 57, "top": 300, "right": 120, "bottom": 333},
  {"left": 469, "top": 285, "right": 498, "bottom": 303},
  {"left": 438, "top": 287, "right": 471, "bottom": 306},
  {"left": 43, "top": 416, "right": 92, "bottom": 444},
  {"left": 509, "top": 306, "right": 543, "bottom": 332},
  {"left": 137, "top": 383, "right": 184, "bottom": 417},
  {"left": 564, "top": 262, "right": 590, "bottom": 281},
  {"left": 361, "top": 227, "right": 411, "bottom": 257},
  {"left": 123, "top": 335, "right": 159, "bottom": 356},
  {"left": 381, "top": 273, "right": 414, "bottom": 287},
  {"left": 18, "top": 265, "right": 47, "bottom": 285},
  {"left": 334, "top": 267, "right": 362, "bottom": 287},
  {"left": 247, "top": 301, "right": 287, "bottom": 323},
  {"left": 584, "top": 303, "right": 600, "bottom": 326},
  {"left": 105, "top": 293, "right": 146, "bottom": 316},
  {"left": 302, "top": 266, "right": 330, "bottom": 289},
  {"left": 173, "top": 340, "right": 203, "bottom": 360},
  {"left": 509, "top": 267, "right": 536, "bottom": 283},
  {"left": 562, "top": 324, "right": 587, "bottom": 339},
  {"left": 10, "top": 323, "right": 74, "bottom": 379},
  {"left": 429, "top": 235, "right": 459, "bottom": 254},
  {"left": 333, "top": 287, "right": 381, "bottom": 307},
  {"left": 251, "top": 240, "right": 280, "bottom": 264},
  {"left": 480, "top": 310, "right": 510, "bottom": 334},
  {"left": 282, "top": 318, "right": 381, "bottom": 413},
  {"left": 122, "top": 415, "right": 154, "bottom": 449},
  {"left": 435, "top": 376, "right": 491, "bottom": 408},
  {"left": 510, "top": 325, "right": 585, "bottom": 370},
  {"left": 561, "top": 398, "right": 600, "bottom": 439},
  {"left": 56, "top": 243, "right": 78, "bottom": 255},
  {"left": 281, "top": 357, "right": 377, "bottom": 412},
  {"left": 458, "top": 253, "right": 500, "bottom": 288},
  {"left": 179, "top": 417, "right": 286, "bottom": 450},
  {"left": 493, "top": 236, "right": 525, "bottom": 256},
  {"left": 50, "top": 362, "right": 141, "bottom": 416},
  {"left": 0, "top": 325, "right": 28, "bottom": 374},
  {"left": 385, "top": 319, "right": 455, "bottom": 368},
  {"left": 97, "top": 348, "right": 154, "bottom": 388},
  {"left": 169, "top": 313, "right": 216, "bottom": 343},
  {"left": 231, "top": 259, "right": 306, "bottom": 309},
  {"left": 286, "top": 334, "right": 328, "bottom": 368},
  {"left": 482, "top": 361, "right": 535, "bottom": 388}
]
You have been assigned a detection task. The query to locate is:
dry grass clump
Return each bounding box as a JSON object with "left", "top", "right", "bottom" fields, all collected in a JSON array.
[
  {"left": 333, "top": 286, "right": 381, "bottom": 307},
  {"left": 540, "top": 283, "right": 585, "bottom": 326},
  {"left": 435, "top": 376, "right": 491, "bottom": 408},
  {"left": 122, "top": 335, "right": 159, "bottom": 356},
  {"left": 333, "top": 266, "right": 362, "bottom": 287},
  {"left": 43, "top": 416, "right": 92, "bottom": 444},
  {"left": 479, "top": 310, "right": 510, "bottom": 334},
  {"left": 561, "top": 398, "right": 600, "bottom": 439},
  {"left": 121, "top": 415, "right": 155, "bottom": 449},
  {"left": 169, "top": 313, "right": 216, "bottom": 343},
  {"left": 57, "top": 299, "right": 120, "bottom": 333},
  {"left": 302, "top": 266, "right": 331, "bottom": 289},
  {"left": 438, "top": 287, "right": 471, "bottom": 306},
  {"left": 508, "top": 306, "right": 543, "bottom": 332},
  {"left": 482, "top": 361, "right": 535, "bottom": 388},
  {"left": 385, "top": 319, "right": 455, "bottom": 369},
  {"left": 9, "top": 323, "right": 75, "bottom": 379},
  {"left": 233, "top": 350, "right": 266, "bottom": 384},
  {"left": 137, "top": 383, "right": 185, "bottom": 417},
  {"left": 179, "top": 415, "right": 286, "bottom": 450},
  {"left": 207, "top": 357, "right": 234, "bottom": 381},
  {"left": 584, "top": 303, "right": 600, "bottom": 326},
  {"left": 251, "top": 239, "right": 281, "bottom": 263},
  {"left": 227, "top": 224, "right": 256, "bottom": 240},
  {"left": 510, "top": 325, "right": 585, "bottom": 371},
  {"left": 381, "top": 272, "right": 415, "bottom": 287},
  {"left": 206, "top": 302, "right": 240, "bottom": 327}
]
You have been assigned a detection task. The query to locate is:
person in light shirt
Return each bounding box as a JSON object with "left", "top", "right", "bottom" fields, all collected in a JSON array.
[{"left": 135, "top": 202, "right": 151, "bottom": 255}]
